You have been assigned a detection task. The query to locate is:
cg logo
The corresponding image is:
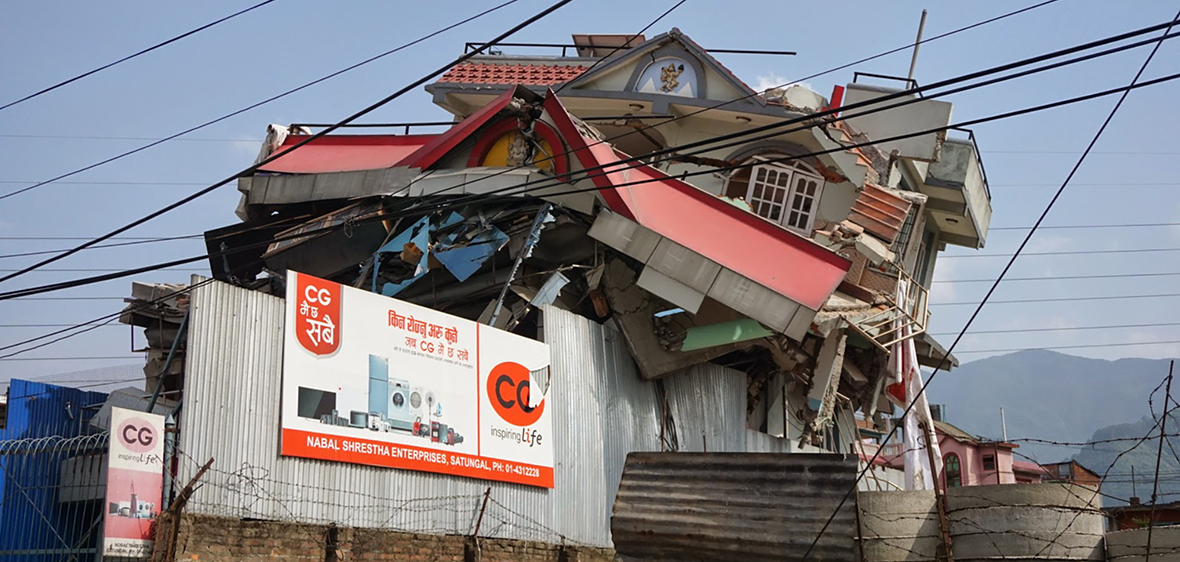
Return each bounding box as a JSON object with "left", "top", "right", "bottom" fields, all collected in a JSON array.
[
  {"left": 487, "top": 361, "right": 544, "bottom": 427},
  {"left": 117, "top": 418, "right": 157, "bottom": 454}
]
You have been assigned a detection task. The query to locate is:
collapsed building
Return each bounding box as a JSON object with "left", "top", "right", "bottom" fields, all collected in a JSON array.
[{"left": 124, "top": 29, "right": 994, "bottom": 554}]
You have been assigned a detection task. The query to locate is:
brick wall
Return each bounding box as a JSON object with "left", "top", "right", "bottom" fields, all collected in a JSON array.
[{"left": 168, "top": 514, "right": 615, "bottom": 562}]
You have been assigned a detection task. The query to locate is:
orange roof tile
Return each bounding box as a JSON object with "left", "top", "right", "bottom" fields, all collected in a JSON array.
[{"left": 437, "top": 62, "right": 588, "bottom": 86}]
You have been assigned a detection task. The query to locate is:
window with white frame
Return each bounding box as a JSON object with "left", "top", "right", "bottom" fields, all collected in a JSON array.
[{"left": 740, "top": 161, "right": 825, "bottom": 235}]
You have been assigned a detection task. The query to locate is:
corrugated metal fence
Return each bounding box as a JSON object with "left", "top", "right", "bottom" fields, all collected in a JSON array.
[
  {"left": 177, "top": 279, "right": 753, "bottom": 547},
  {"left": 0, "top": 433, "right": 108, "bottom": 562},
  {"left": 611, "top": 452, "right": 860, "bottom": 562}
]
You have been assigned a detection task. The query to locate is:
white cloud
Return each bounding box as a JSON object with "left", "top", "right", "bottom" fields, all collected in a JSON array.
[{"left": 755, "top": 72, "right": 810, "bottom": 93}]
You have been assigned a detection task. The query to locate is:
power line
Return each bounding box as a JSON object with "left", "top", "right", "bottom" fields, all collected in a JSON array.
[
  {"left": 0, "top": 3, "right": 1153, "bottom": 291},
  {"left": 802, "top": 12, "right": 1180, "bottom": 561},
  {"left": 391, "top": 20, "right": 1180, "bottom": 244},
  {"left": 0, "top": 277, "right": 220, "bottom": 355},
  {"left": 940, "top": 247, "right": 1180, "bottom": 258},
  {"left": 0, "top": 0, "right": 1079, "bottom": 243},
  {"left": 0, "top": 235, "right": 204, "bottom": 259},
  {"left": 931, "top": 322, "right": 1180, "bottom": 336},
  {"left": 7, "top": 65, "right": 1180, "bottom": 302},
  {"left": 382, "top": 0, "right": 1072, "bottom": 229},
  {"left": 931, "top": 292, "right": 1180, "bottom": 306},
  {"left": 0, "top": 0, "right": 575, "bottom": 286},
  {"left": 6, "top": 297, "right": 124, "bottom": 301},
  {"left": 6, "top": 217, "right": 1170, "bottom": 247},
  {"left": 0, "top": 356, "right": 143, "bottom": 362},
  {"left": 0, "top": 180, "right": 210, "bottom": 186},
  {"left": 0, "top": 0, "right": 688, "bottom": 357},
  {"left": 0, "top": 267, "right": 206, "bottom": 273},
  {"left": 956, "top": 339, "right": 1180, "bottom": 354},
  {"left": 0, "top": 0, "right": 279, "bottom": 112},
  {"left": 0, "top": 0, "right": 525, "bottom": 203},
  {"left": 0, "top": 134, "right": 261, "bottom": 143},
  {"left": 0, "top": 4, "right": 1157, "bottom": 354},
  {"left": 990, "top": 222, "right": 1180, "bottom": 231},
  {"left": 0, "top": 324, "right": 124, "bottom": 328},
  {"left": 934, "top": 271, "right": 1180, "bottom": 283}
]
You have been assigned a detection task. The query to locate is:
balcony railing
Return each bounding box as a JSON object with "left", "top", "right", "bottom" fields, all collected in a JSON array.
[{"left": 846, "top": 267, "right": 930, "bottom": 352}]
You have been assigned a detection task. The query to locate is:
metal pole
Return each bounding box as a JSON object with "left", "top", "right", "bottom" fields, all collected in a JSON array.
[
  {"left": 907, "top": 9, "right": 929, "bottom": 84},
  {"left": 923, "top": 421, "right": 954, "bottom": 562},
  {"left": 163, "top": 413, "right": 177, "bottom": 509},
  {"left": 1146, "top": 360, "right": 1174, "bottom": 562},
  {"left": 1133, "top": 465, "right": 1138, "bottom": 499},
  {"left": 1000, "top": 407, "right": 1007, "bottom": 442},
  {"left": 147, "top": 309, "right": 190, "bottom": 412},
  {"left": 473, "top": 487, "right": 492, "bottom": 537},
  {"left": 488, "top": 203, "right": 551, "bottom": 326}
]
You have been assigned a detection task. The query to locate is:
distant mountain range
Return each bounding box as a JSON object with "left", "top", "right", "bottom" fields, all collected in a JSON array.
[{"left": 926, "top": 349, "right": 1178, "bottom": 506}]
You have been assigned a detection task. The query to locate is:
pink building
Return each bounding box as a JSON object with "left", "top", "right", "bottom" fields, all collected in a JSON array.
[{"left": 884, "top": 420, "right": 1043, "bottom": 487}]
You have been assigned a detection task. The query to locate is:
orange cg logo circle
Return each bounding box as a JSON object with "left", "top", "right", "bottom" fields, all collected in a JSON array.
[{"left": 487, "top": 361, "right": 544, "bottom": 427}]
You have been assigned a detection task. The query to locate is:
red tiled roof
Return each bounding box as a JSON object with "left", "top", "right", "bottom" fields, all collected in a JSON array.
[{"left": 437, "top": 62, "right": 588, "bottom": 85}]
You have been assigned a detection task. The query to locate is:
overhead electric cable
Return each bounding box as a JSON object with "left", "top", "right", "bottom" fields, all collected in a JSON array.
[
  {"left": 0, "top": 4, "right": 1159, "bottom": 352},
  {"left": 931, "top": 322, "right": 1180, "bottom": 336},
  {"left": 0, "top": 0, "right": 1061, "bottom": 207},
  {"left": 799, "top": 12, "right": 1179, "bottom": 561},
  {"left": 0, "top": 0, "right": 524, "bottom": 202},
  {"left": 0, "top": 0, "right": 279, "bottom": 112},
  {"left": 956, "top": 340, "right": 1180, "bottom": 354},
  {"left": 6, "top": 68, "right": 1180, "bottom": 302},
  {"left": 934, "top": 271, "right": 1180, "bottom": 283},
  {"left": 0, "top": 2, "right": 1135, "bottom": 290},
  {"left": 931, "top": 292, "right": 1180, "bottom": 306},
  {"left": 0, "top": 0, "right": 575, "bottom": 284}
]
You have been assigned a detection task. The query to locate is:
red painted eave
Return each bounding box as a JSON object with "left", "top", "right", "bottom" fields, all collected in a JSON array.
[
  {"left": 543, "top": 91, "right": 850, "bottom": 311},
  {"left": 257, "top": 134, "right": 437, "bottom": 174},
  {"left": 397, "top": 87, "right": 524, "bottom": 170}
]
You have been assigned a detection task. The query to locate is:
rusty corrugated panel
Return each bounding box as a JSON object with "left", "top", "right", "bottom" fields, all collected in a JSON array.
[
  {"left": 847, "top": 184, "right": 912, "bottom": 243},
  {"left": 612, "top": 452, "right": 859, "bottom": 562}
]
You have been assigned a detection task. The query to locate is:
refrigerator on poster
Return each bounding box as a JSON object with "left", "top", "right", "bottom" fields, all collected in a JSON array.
[
  {"left": 280, "top": 271, "right": 554, "bottom": 488},
  {"left": 103, "top": 407, "right": 165, "bottom": 558}
]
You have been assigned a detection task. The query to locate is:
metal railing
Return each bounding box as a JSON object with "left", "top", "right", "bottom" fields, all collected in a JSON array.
[
  {"left": 462, "top": 41, "right": 796, "bottom": 58},
  {"left": 846, "top": 268, "right": 931, "bottom": 352},
  {"left": 852, "top": 72, "right": 921, "bottom": 94},
  {"left": 948, "top": 126, "right": 992, "bottom": 202},
  {"left": 288, "top": 121, "right": 456, "bottom": 135},
  {"left": 0, "top": 433, "right": 109, "bottom": 562}
]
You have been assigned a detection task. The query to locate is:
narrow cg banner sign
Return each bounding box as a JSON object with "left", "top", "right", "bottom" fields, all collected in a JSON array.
[
  {"left": 103, "top": 407, "right": 165, "bottom": 558},
  {"left": 281, "top": 271, "right": 554, "bottom": 488}
]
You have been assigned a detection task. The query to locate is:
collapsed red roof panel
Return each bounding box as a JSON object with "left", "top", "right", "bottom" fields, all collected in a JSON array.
[
  {"left": 258, "top": 134, "right": 437, "bottom": 174},
  {"left": 543, "top": 93, "right": 850, "bottom": 311}
]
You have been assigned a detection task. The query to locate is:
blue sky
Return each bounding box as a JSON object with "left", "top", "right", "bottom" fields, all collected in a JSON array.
[{"left": 2, "top": 0, "right": 1180, "bottom": 387}]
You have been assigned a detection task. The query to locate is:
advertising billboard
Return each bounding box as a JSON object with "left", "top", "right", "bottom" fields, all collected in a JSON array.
[
  {"left": 280, "top": 271, "right": 554, "bottom": 488},
  {"left": 103, "top": 407, "right": 165, "bottom": 558}
]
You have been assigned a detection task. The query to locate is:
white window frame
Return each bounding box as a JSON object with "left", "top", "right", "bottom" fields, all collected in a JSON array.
[{"left": 742, "top": 158, "right": 826, "bottom": 236}]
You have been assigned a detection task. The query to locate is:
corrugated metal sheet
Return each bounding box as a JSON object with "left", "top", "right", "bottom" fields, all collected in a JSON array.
[
  {"left": 611, "top": 452, "right": 860, "bottom": 561},
  {"left": 663, "top": 363, "right": 746, "bottom": 452},
  {"left": 178, "top": 279, "right": 754, "bottom": 547}
]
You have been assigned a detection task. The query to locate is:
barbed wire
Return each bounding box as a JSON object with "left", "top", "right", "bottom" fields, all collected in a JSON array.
[{"left": 168, "top": 449, "right": 599, "bottom": 555}]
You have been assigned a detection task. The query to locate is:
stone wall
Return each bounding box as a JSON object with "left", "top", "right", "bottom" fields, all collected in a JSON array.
[{"left": 168, "top": 514, "right": 615, "bottom": 562}]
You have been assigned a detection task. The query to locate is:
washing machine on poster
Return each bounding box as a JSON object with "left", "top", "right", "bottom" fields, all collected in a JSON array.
[{"left": 387, "top": 378, "right": 413, "bottom": 431}]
